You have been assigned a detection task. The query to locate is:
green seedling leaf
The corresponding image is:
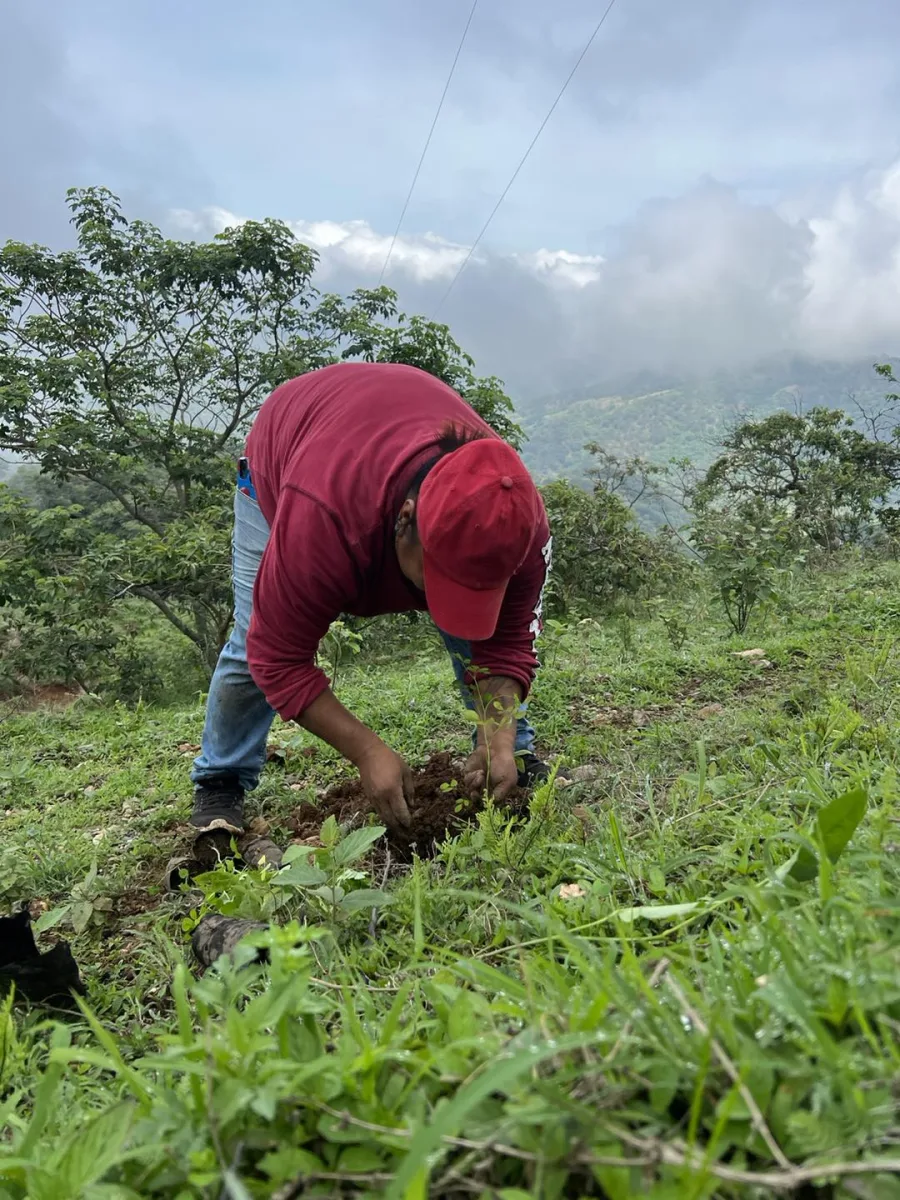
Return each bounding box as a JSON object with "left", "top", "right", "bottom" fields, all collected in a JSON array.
[
  {"left": 55, "top": 1102, "right": 134, "bottom": 1194},
  {"left": 71, "top": 901, "right": 94, "bottom": 935},
  {"left": 272, "top": 862, "right": 328, "bottom": 888},
  {"left": 312, "top": 885, "right": 345, "bottom": 905},
  {"left": 788, "top": 784, "right": 868, "bottom": 882},
  {"left": 258, "top": 1147, "right": 325, "bottom": 1185},
  {"left": 33, "top": 904, "right": 71, "bottom": 934},
  {"left": 817, "top": 784, "right": 868, "bottom": 861},
  {"left": 319, "top": 815, "right": 340, "bottom": 848},
  {"left": 612, "top": 902, "right": 700, "bottom": 923},
  {"left": 339, "top": 888, "right": 394, "bottom": 914},
  {"left": 338, "top": 1146, "right": 389, "bottom": 1173},
  {"left": 281, "top": 843, "right": 311, "bottom": 865},
  {"left": 331, "top": 824, "right": 386, "bottom": 866}
]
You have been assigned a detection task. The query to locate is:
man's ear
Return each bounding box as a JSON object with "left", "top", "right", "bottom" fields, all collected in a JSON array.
[{"left": 396, "top": 497, "right": 416, "bottom": 536}]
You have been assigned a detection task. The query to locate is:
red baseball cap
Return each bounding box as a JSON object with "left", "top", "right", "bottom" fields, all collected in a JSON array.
[{"left": 417, "top": 437, "right": 540, "bottom": 642}]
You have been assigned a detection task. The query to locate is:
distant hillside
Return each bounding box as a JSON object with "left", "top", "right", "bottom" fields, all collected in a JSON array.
[{"left": 519, "top": 357, "right": 899, "bottom": 483}]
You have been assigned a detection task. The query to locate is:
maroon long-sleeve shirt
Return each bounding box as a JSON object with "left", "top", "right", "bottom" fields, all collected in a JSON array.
[{"left": 244, "top": 362, "right": 551, "bottom": 721}]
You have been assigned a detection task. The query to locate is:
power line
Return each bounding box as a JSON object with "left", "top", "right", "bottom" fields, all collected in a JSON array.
[
  {"left": 378, "top": 0, "right": 479, "bottom": 287},
  {"left": 433, "top": 0, "right": 620, "bottom": 316}
]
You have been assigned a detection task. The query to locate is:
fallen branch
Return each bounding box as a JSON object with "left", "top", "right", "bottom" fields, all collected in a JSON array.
[
  {"left": 271, "top": 1101, "right": 900, "bottom": 1199},
  {"left": 604, "top": 1122, "right": 900, "bottom": 1191}
]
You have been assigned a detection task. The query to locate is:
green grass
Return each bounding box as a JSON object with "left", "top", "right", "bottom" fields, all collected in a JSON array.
[{"left": 2, "top": 559, "right": 900, "bottom": 1197}]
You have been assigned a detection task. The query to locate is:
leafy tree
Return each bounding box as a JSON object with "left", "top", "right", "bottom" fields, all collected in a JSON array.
[
  {"left": 690, "top": 502, "right": 802, "bottom": 635},
  {"left": 361, "top": 314, "right": 522, "bottom": 449},
  {"left": 539, "top": 478, "right": 679, "bottom": 618},
  {"left": 695, "top": 407, "right": 900, "bottom": 551},
  {"left": 0, "top": 187, "right": 520, "bottom": 679},
  {"left": 8, "top": 465, "right": 133, "bottom": 536}
]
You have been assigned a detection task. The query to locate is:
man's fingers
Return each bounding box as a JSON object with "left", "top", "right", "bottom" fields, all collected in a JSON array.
[
  {"left": 392, "top": 789, "right": 412, "bottom": 828},
  {"left": 402, "top": 766, "right": 415, "bottom": 802},
  {"left": 371, "top": 794, "right": 396, "bottom": 828},
  {"left": 492, "top": 776, "right": 515, "bottom": 802},
  {"left": 465, "top": 769, "right": 486, "bottom": 799},
  {"left": 371, "top": 788, "right": 411, "bottom": 830}
]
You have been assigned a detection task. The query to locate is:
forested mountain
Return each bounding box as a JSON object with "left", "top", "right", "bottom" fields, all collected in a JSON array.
[{"left": 520, "top": 357, "right": 899, "bottom": 482}]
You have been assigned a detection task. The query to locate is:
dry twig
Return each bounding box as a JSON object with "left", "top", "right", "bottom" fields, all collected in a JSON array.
[{"left": 665, "top": 973, "right": 792, "bottom": 1170}]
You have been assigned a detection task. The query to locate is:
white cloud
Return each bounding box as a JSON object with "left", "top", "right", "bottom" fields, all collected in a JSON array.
[
  {"left": 799, "top": 163, "right": 900, "bottom": 355},
  {"left": 172, "top": 206, "right": 472, "bottom": 281},
  {"left": 516, "top": 248, "right": 604, "bottom": 287},
  {"left": 170, "top": 205, "right": 604, "bottom": 287},
  {"left": 170, "top": 158, "right": 900, "bottom": 393}
]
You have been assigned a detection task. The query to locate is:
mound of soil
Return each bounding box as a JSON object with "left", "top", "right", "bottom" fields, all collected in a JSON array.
[{"left": 289, "top": 752, "right": 528, "bottom": 860}]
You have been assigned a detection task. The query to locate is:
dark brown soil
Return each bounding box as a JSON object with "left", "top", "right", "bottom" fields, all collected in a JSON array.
[{"left": 289, "top": 751, "right": 528, "bottom": 861}]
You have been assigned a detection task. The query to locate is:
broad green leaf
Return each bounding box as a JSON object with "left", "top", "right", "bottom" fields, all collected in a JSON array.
[
  {"left": 612, "top": 902, "right": 699, "bottom": 923},
  {"left": 591, "top": 1144, "right": 633, "bottom": 1200},
  {"left": 312, "top": 885, "right": 345, "bottom": 905},
  {"left": 332, "top": 825, "right": 386, "bottom": 866},
  {"left": 817, "top": 784, "right": 868, "bottom": 862},
  {"left": 55, "top": 1103, "right": 134, "bottom": 1193},
  {"left": 385, "top": 1029, "right": 606, "bottom": 1199},
  {"left": 33, "top": 904, "right": 71, "bottom": 934},
  {"left": 23, "top": 1167, "right": 59, "bottom": 1200},
  {"left": 338, "top": 1146, "right": 389, "bottom": 1172},
  {"left": 782, "top": 846, "right": 816, "bottom": 883},
  {"left": 319, "top": 815, "right": 340, "bottom": 848},
  {"left": 789, "top": 785, "right": 868, "bottom": 882},
  {"left": 258, "top": 1148, "right": 325, "bottom": 1185},
  {"left": 272, "top": 862, "right": 328, "bottom": 888},
  {"left": 338, "top": 888, "right": 394, "bottom": 914},
  {"left": 282, "top": 843, "right": 317, "bottom": 865},
  {"left": 71, "top": 901, "right": 94, "bottom": 934}
]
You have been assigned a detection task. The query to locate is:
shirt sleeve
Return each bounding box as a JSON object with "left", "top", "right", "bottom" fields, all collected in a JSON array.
[
  {"left": 245, "top": 488, "right": 359, "bottom": 721},
  {"left": 467, "top": 511, "right": 552, "bottom": 698}
]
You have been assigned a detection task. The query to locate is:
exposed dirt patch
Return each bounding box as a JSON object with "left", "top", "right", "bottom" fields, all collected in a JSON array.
[
  {"left": 115, "top": 889, "right": 165, "bottom": 919},
  {"left": 289, "top": 751, "right": 528, "bottom": 862},
  {"left": 1, "top": 684, "right": 85, "bottom": 715}
]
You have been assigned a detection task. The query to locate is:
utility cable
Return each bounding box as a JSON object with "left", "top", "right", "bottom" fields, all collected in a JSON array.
[
  {"left": 432, "top": 0, "right": 620, "bottom": 315},
  {"left": 378, "top": 0, "right": 479, "bottom": 285}
]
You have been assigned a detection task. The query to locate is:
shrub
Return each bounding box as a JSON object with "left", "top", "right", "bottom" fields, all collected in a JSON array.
[
  {"left": 539, "top": 478, "right": 683, "bottom": 619},
  {"left": 691, "top": 502, "right": 805, "bottom": 635}
]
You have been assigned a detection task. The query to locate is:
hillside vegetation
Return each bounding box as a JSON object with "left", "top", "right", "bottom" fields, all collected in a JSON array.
[
  {"left": 2, "top": 559, "right": 900, "bottom": 1196},
  {"left": 521, "top": 358, "right": 897, "bottom": 483}
]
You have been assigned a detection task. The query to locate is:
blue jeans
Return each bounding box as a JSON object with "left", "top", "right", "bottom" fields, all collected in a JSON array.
[{"left": 192, "top": 488, "right": 536, "bottom": 792}]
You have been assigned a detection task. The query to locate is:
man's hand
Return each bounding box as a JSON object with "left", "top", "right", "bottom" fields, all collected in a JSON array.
[
  {"left": 299, "top": 689, "right": 413, "bottom": 831},
  {"left": 356, "top": 741, "right": 414, "bottom": 830},
  {"left": 463, "top": 744, "right": 519, "bottom": 802},
  {"left": 464, "top": 674, "right": 523, "bottom": 801}
]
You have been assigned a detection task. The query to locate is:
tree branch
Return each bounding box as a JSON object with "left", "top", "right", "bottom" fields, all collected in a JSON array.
[{"left": 132, "top": 586, "right": 201, "bottom": 646}]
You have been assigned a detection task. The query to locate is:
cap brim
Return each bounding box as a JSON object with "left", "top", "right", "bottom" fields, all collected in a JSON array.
[{"left": 423, "top": 554, "right": 508, "bottom": 643}]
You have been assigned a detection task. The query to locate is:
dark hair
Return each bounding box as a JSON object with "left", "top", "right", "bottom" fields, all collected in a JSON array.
[
  {"left": 403, "top": 423, "right": 487, "bottom": 537},
  {"left": 406, "top": 423, "right": 487, "bottom": 498}
]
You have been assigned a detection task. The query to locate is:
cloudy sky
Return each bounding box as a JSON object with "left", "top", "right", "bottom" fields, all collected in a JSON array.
[{"left": 4, "top": 0, "right": 900, "bottom": 398}]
